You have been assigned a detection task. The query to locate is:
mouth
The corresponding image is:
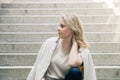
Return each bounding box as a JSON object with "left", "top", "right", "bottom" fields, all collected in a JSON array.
[{"left": 58, "top": 32, "right": 61, "bottom": 34}]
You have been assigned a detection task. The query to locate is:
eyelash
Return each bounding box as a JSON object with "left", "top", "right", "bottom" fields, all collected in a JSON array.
[{"left": 60, "top": 24, "right": 65, "bottom": 28}]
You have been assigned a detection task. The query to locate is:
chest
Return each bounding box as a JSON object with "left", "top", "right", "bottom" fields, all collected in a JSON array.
[{"left": 51, "top": 44, "right": 70, "bottom": 71}]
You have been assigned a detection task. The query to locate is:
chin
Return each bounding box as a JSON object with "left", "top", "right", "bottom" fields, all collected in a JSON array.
[{"left": 58, "top": 36, "right": 63, "bottom": 39}]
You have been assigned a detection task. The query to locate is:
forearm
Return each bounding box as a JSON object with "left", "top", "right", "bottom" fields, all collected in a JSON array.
[
  {"left": 41, "top": 77, "right": 45, "bottom": 80},
  {"left": 68, "top": 50, "right": 82, "bottom": 66},
  {"left": 68, "top": 42, "right": 83, "bottom": 67}
]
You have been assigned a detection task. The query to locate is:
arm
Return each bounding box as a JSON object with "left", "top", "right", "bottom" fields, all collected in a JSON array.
[
  {"left": 41, "top": 77, "right": 45, "bottom": 80},
  {"left": 68, "top": 39, "right": 83, "bottom": 67}
]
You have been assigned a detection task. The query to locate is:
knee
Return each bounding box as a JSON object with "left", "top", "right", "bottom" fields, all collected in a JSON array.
[
  {"left": 68, "top": 67, "right": 82, "bottom": 75},
  {"left": 65, "top": 67, "right": 83, "bottom": 80}
]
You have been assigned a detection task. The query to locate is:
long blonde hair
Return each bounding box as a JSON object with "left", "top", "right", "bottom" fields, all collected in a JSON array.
[{"left": 62, "top": 14, "right": 88, "bottom": 49}]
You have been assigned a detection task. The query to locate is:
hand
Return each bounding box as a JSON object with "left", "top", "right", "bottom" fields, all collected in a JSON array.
[
  {"left": 68, "top": 37, "right": 82, "bottom": 67},
  {"left": 72, "top": 37, "right": 78, "bottom": 49},
  {"left": 41, "top": 77, "right": 45, "bottom": 80}
]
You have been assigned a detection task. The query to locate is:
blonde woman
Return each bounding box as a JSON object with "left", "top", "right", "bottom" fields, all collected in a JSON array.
[{"left": 27, "top": 15, "right": 97, "bottom": 80}]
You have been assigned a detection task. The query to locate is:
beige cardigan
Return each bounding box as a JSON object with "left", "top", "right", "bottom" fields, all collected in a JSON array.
[{"left": 27, "top": 37, "right": 97, "bottom": 80}]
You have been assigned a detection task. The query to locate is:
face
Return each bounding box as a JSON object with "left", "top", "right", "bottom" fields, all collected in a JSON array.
[{"left": 57, "top": 18, "right": 73, "bottom": 39}]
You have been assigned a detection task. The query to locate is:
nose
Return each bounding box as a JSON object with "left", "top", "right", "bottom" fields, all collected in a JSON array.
[{"left": 57, "top": 26, "right": 61, "bottom": 32}]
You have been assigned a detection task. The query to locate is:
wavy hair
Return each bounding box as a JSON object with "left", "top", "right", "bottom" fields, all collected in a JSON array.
[{"left": 62, "top": 14, "right": 88, "bottom": 48}]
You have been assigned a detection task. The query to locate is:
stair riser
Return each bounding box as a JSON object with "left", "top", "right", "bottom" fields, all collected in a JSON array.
[
  {"left": 1, "top": 3, "right": 108, "bottom": 8},
  {"left": 1, "top": 16, "right": 120, "bottom": 23},
  {"left": 0, "top": 24, "right": 120, "bottom": 32},
  {"left": 114, "top": 2, "right": 120, "bottom": 7},
  {"left": 0, "top": 54, "right": 120, "bottom": 66},
  {"left": 0, "top": 68, "right": 120, "bottom": 80},
  {"left": 93, "top": 54, "right": 120, "bottom": 66},
  {"left": 0, "top": 0, "right": 119, "bottom": 2},
  {"left": 0, "top": 43, "right": 120, "bottom": 53},
  {"left": 0, "top": 34, "right": 120, "bottom": 42},
  {"left": 0, "top": 9, "right": 113, "bottom": 15}
]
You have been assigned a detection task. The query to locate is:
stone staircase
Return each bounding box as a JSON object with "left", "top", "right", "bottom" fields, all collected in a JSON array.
[{"left": 0, "top": 0, "right": 120, "bottom": 80}]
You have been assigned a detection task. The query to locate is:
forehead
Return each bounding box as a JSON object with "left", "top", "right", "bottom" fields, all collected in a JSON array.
[{"left": 60, "top": 17, "right": 66, "bottom": 25}]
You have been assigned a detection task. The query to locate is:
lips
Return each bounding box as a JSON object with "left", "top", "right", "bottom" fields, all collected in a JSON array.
[{"left": 58, "top": 32, "right": 61, "bottom": 34}]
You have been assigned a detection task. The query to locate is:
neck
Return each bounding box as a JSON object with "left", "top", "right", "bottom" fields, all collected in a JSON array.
[
  {"left": 62, "top": 36, "right": 73, "bottom": 52},
  {"left": 63, "top": 38, "right": 72, "bottom": 46}
]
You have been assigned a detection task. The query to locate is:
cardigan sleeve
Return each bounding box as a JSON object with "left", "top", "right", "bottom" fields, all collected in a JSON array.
[
  {"left": 26, "top": 37, "right": 58, "bottom": 80},
  {"left": 80, "top": 48, "right": 97, "bottom": 80},
  {"left": 26, "top": 40, "right": 49, "bottom": 80}
]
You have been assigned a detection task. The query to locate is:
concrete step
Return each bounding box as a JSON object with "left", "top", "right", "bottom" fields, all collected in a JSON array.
[
  {"left": 0, "top": 0, "right": 119, "bottom": 2},
  {"left": 0, "top": 55, "right": 36, "bottom": 66},
  {"left": 0, "top": 32, "right": 120, "bottom": 42},
  {"left": 92, "top": 53, "right": 120, "bottom": 66},
  {"left": 0, "top": 0, "right": 94, "bottom": 2},
  {"left": 0, "top": 3, "right": 1, "bottom": 7},
  {"left": 1, "top": 15, "right": 120, "bottom": 23},
  {"left": 0, "top": 8, "right": 114, "bottom": 15},
  {"left": 0, "top": 53, "right": 38, "bottom": 55},
  {"left": 0, "top": 43, "right": 120, "bottom": 53},
  {"left": 0, "top": 53, "right": 120, "bottom": 66},
  {"left": 114, "top": 2, "right": 120, "bottom": 8},
  {"left": 0, "top": 2, "right": 108, "bottom": 8},
  {"left": 0, "top": 23, "right": 120, "bottom": 32},
  {"left": 95, "top": 66, "right": 120, "bottom": 80},
  {"left": 0, "top": 66, "right": 120, "bottom": 80},
  {"left": 1, "top": 0, "right": 119, "bottom": 3},
  {"left": 0, "top": 1, "right": 119, "bottom": 80}
]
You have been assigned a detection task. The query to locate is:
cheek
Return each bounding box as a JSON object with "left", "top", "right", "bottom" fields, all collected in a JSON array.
[{"left": 63, "top": 28, "right": 72, "bottom": 36}]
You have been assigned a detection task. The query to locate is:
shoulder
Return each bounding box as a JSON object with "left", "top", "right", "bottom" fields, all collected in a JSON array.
[
  {"left": 45, "top": 37, "right": 58, "bottom": 42},
  {"left": 79, "top": 48, "right": 92, "bottom": 60},
  {"left": 79, "top": 48, "right": 92, "bottom": 56},
  {"left": 79, "top": 48, "right": 90, "bottom": 53},
  {"left": 44, "top": 37, "right": 59, "bottom": 44}
]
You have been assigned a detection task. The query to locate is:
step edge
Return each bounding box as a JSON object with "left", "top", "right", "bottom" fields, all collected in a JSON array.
[
  {"left": 0, "top": 53, "right": 119, "bottom": 55},
  {"left": 1, "top": 23, "right": 120, "bottom": 24},
  {"left": 0, "top": 42, "right": 120, "bottom": 44},
  {"left": 0, "top": 32, "right": 120, "bottom": 34},
  {"left": 0, "top": 8, "right": 114, "bottom": 10},
  {"left": 0, "top": 66, "right": 120, "bottom": 69},
  {"left": 0, "top": 14, "right": 116, "bottom": 16}
]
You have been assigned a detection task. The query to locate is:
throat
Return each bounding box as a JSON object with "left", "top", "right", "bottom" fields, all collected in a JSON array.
[{"left": 62, "top": 42, "right": 72, "bottom": 54}]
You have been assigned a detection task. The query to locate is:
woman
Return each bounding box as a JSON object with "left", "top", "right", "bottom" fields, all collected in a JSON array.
[{"left": 27, "top": 15, "right": 97, "bottom": 80}]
